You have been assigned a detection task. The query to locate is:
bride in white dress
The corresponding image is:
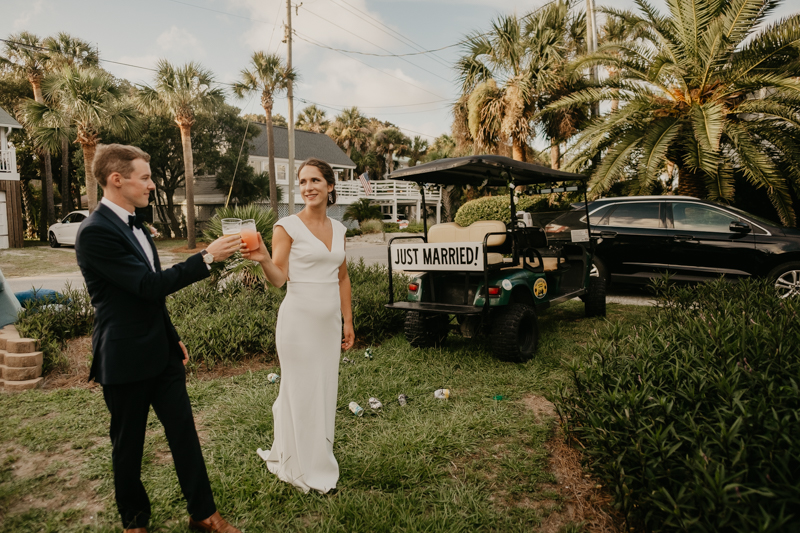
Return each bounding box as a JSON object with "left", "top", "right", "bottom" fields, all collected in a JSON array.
[{"left": 242, "top": 158, "right": 355, "bottom": 494}]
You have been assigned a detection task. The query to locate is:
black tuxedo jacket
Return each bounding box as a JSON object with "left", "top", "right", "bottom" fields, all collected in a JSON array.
[{"left": 75, "top": 203, "right": 209, "bottom": 385}]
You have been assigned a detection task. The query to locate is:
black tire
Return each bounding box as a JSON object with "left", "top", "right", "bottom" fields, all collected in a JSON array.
[
  {"left": 585, "top": 276, "right": 607, "bottom": 317},
  {"left": 404, "top": 311, "right": 449, "bottom": 347},
  {"left": 48, "top": 232, "right": 60, "bottom": 248},
  {"left": 591, "top": 256, "right": 608, "bottom": 282},
  {"left": 490, "top": 303, "right": 538, "bottom": 363},
  {"left": 768, "top": 262, "right": 800, "bottom": 299}
]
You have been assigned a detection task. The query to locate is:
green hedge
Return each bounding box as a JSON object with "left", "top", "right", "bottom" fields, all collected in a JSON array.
[
  {"left": 168, "top": 259, "right": 409, "bottom": 368},
  {"left": 554, "top": 278, "right": 800, "bottom": 532},
  {"left": 15, "top": 286, "right": 94, "bottom": 374},
  {"left": 454, "top": 195, "right": 536, "bottom": 226}
]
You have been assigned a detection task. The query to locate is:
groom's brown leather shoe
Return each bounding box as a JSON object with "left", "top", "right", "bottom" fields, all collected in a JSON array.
[
  {"left": 124, "top": 529, "right": 147, "bottom": 533},
  {"left": 188, "top": 511, "right": 242, "bottom": 533}
]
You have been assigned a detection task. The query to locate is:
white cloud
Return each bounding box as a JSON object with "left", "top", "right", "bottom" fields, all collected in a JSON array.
[
  {"left": 13, "top": 0, "right": 44, "bottom": 30},
  {"left": 156, "top": 26, "right": 204, "bottom": 54}
]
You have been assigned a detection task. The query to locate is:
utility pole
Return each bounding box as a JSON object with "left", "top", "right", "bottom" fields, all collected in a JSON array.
[
  {"left": 586, "top": 0, "right": 601, "bottom": 166},
  {"left": 286, "top": 0, "right": 296, "bottom": 215}
]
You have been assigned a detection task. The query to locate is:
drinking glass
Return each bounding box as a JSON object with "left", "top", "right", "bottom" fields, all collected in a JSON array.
[
  {"left": 221, "top": 218, "right": 242, "bottom": 236},
  {"left": 240, "top": 219, "right": 259, "bottom": 251}
]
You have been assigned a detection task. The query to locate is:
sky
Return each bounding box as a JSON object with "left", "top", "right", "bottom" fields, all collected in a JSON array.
[{"left": 2, "top": 0, "right": 797, "bottom": 145}]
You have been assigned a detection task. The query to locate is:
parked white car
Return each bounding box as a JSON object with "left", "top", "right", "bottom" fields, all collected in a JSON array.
[{"left": 48, "top": 210, "right": 89, "bottom": 248}]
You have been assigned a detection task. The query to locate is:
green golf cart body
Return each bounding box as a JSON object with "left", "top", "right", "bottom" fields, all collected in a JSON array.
[{"left": 384, "top": 155, "right": 605, "bottom": 362}]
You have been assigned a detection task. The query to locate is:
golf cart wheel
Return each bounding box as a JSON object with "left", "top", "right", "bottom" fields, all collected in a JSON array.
[
  {"left": 490, "top": 303, "right": 538, "bottom": 363},
  {"left": 768, "top": 262, "right": 800, "bottom": 299},
  {"left": 585, "top": 276, "right": 607, "bottom": 317},
  {"left": 48, "top": 232, "right": 60, "bottom": 248},
  {"left": 405, "top": 311, "right": 449, "bottom": 348}
]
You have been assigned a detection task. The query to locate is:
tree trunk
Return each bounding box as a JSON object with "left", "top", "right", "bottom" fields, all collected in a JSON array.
[
  {"left": 264, "top": 103, "right": 278, "bottom": 213},
  {"left": 31, "top": 79, "right": 55, "bottom": 231},
  {"left": 152, "top": 184, "right": 172, "bottom": 238},
  {"left": 83, "top": 142, "right": 98, "bottom": 212},
  {"left": 550, "top": 141, "right": 560, "bottom": 170},
  {"left": 61, "top": 137, "right": 72, "bottom": 213},
  {"left": 179, "top": 124, "right": 196, "bottom": 249},
  {"left": 164, "top": 191, "right": 183, "bottom": 238},
  {"left": 20, "top": 180, "right": 37, "bottom": 239},
  {"left": 677, "top": 166, "right": 707, "bottom": 198},
  {"left": 512, "top": 137, "right": 527, "bottom": 162}
]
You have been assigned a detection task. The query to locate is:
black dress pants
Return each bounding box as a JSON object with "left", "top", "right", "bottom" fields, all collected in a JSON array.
[{"left": 102, "top": 357, "right": 216, "bottom": 529}]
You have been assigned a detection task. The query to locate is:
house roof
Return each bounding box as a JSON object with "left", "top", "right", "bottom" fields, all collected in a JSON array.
[
  {"left": 0, "top": 106, "right": 22, "bottom": 129},
  {"left": 249, "top": 123, "right": 355, "bottom": 168}
]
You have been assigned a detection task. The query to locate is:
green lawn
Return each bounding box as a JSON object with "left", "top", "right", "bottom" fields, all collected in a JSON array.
[{"left": 0, "top": 301, "right": 648, "bottom": 532}]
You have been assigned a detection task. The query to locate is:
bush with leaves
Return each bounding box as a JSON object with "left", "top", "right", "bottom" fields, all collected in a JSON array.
[
  {"left": 360, "top": 219, "right": 383, "bottom": 234},
  {"left": 202, "top": 203, "right": 277, "bottom": 286},
  {"left": 554, "top": 278, "right": 800, "bottom": 532},
  {"left": 15, "top": 286, "right": 94, "bottom": 374},
  {"left": 169, "top": 259, "right": 408, "bottom": 368},
  {"left": 343, "top": 198, "right": 382, "bottom": 224},
  {"left": 454, "top": 195, "right": 536, "bottom": 226}
]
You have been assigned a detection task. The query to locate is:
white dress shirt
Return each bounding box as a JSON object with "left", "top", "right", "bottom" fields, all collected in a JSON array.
[{"left": 100, "top": 197, "right": 156, "bottom": 272}]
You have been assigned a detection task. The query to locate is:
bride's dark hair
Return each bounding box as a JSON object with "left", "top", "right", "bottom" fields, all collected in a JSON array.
[{"left": 298, "top": 158, "right": 337, "bottom": 206}]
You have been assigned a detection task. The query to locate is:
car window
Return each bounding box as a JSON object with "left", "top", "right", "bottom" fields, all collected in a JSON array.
[
  {"left": 73, "top": 213, "right": 86, "bottom": 223},
  {"left": 604, "top": 202, "right": 661, "bottom": 228},
  {"left": 581, "top": 205, "right": 613, "bottom": 225},
  {"left": 673, "top": 203, "right": 740, "bottom": 232}
]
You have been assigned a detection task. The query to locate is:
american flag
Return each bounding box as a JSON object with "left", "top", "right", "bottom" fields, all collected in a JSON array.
[{"left": 359, "top": 171, "right": 373, "bottom": 196}]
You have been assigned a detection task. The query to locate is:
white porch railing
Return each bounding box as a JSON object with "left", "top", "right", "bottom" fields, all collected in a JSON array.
[
  {"left": 0, "top": 148, "right": 17, "bottom": 174},
  {"left": 336, "top": 179, "right": 441, "bottom": 201}
]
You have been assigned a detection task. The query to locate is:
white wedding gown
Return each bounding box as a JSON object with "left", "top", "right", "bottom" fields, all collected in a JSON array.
[{"left": 258, "top": 214, "right": 346, "bottom": 493}]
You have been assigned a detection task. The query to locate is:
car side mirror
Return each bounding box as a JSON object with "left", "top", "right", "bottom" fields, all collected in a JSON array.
[{"left": 730, "top": 221, "right": 751, "bottom": 233}]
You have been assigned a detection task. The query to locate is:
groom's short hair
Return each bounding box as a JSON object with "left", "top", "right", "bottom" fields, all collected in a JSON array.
[{"left": 94, "top": 144, "right": 151, "bottom": 187}]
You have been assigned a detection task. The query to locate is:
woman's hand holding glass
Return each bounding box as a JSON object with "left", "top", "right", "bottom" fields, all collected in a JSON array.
[{"left": 241, "top": 232, "right": 271, "bottom": 263}]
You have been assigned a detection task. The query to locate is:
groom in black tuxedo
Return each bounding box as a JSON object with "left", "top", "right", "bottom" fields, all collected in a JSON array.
[{"left": 75, "top": 144, "right": 243, "bottom": 533}]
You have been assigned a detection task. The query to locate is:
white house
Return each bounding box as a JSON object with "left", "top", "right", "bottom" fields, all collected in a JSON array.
[
  {"left": 173, "top": 124, "right": 441, "bottom": 227},
  {"left": 0, "top": 106, "right": 23, "bottom": 249}
]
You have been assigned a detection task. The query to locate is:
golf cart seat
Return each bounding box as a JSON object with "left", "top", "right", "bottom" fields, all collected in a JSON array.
[{"left": 427, "top": 221, "right": 507, "bottom": 265}]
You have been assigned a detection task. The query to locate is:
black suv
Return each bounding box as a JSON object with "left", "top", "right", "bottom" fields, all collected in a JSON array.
[{"left": 545, "top": 196, "right": 800, "bottom": 298}]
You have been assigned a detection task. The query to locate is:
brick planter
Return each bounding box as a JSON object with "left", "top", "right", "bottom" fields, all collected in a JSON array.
[{"left": 0, "top": 325, "right": 44, "bottom": 392}]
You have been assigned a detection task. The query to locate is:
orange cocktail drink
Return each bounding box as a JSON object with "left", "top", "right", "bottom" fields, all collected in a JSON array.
[{"left": 241, "top": 219, "right": 259, "bottom": 251}]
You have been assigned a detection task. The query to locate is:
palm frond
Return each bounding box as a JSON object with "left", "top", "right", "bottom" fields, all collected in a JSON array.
[
  {"left": 638, "top": 117, "right": 682, "bottom": 188},
  {"left": 587, "top": 131, "right": 643, "bottom": 193}
]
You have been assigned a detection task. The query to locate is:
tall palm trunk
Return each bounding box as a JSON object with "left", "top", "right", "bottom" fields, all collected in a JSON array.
[
  {"left": 61, "top": 137, "right": 72, "bottom": 213},
  {"left": 81, "top": 141, "right": 98, "bottom": 212},
  {"left": 512, "top": 137, "right": 527, "bottom": 162},
  {"left": 178, "top": 123, "right": 197, "bottom": 249},
  {"left": 20, "top": 180, "right": 37, "bottom": 239},
  {"left": 30, "top": 77, "right": 55, "bottom": 237},
  {"left": 550, "top": 140, "right": 560, "bottom": 170},
  {"left": 164, "top": 191, "right": 183, "bottom": 238},
  {"left": 677, "top": 166, "right": 707, "bottom": 198},
  {"left": 263, "top": 98, "right": 278, "bottom": 212}
]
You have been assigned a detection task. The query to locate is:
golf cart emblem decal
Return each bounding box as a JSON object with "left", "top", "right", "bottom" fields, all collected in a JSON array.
[
  {"left": 501, "top": 279, "right": 513, "bottom": 290},
  {"left": 533, "top": 278, "right": 548, "bottom": 299}
]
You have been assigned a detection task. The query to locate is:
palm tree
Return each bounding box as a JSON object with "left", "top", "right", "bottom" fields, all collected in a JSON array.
[
  {"left": 551, "top": 0, "right": 800, "bottom": 225},
  {"left": 373, "top": 127, "right": 411, "bottom": 175},
  {"left": 407, "top": 136, "right": 428, "bottom": 167},
  {"left": 21, "top": 66, "right": 140, "bottom": 213},
  {"left": 2, "top": 32, "right": 55, "bottom": 237},
  {"left": 326, "top": 107, "right": 371, "bottom": 158},
  {"left": 232, "top": 52, "right": 295, "bottom": 213},
  {"left": 296, "top": 104, "right": 329, "bottom": 133},
  {"left": 343, "top": 198, "right": 381, "bottom": 224},
  {"left": 138, "top": 60, "right": 224, "bottom": 249},
  {"left": 43, "top": 32, "right": 99, "bottom": 213}
]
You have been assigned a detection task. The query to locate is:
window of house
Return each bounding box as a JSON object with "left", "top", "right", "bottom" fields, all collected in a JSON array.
[{"left": 277, "top": 165, "right": 286, "bottom": 182}]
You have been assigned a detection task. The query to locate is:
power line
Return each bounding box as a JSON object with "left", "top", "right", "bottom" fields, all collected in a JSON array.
[
  {"left": 292, "top": 33, "right": 460, "bottom": 58},
  {"left": 166, "top": 0, "right": 272, "bottom": 24},
  {"left": 332, "top": 0, "right": 452, "bottom": 68},
  {"left": 293, "top": 32, "right": 448, "bottom": 99},
  {"left": 298, "top": 7, "right": 452, "bottom": 83}
]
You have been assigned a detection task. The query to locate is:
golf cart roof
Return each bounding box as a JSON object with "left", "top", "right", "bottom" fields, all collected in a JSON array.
[{"left": 389, "top": 155, "right": 587, "bottom": 187}]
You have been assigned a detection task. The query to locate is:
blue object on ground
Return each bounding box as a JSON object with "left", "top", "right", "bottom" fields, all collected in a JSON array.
[{"left": 14, "top": 289, "right": 65, "bottom": 309}]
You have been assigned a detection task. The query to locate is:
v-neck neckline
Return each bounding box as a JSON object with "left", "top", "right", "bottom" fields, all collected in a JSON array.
[{"left": 295, "top": 214, "right": 334, "bottom": 252}]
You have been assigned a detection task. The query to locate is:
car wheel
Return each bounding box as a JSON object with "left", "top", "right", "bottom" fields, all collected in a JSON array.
[
  {"left": 404, "top": 311, "right": 449, "bottom": 347},
  {"left": 768, "top": 262, "right": 800, "bottom": 299},
  {"left": 490, "top": 303, "right": 538, "bottom": 363},
  {"left": 585, "top": 276, "right": 607, "bottom": 317},
  {"left": 590, "top": 256, "right": 608, "bottom": 282},
  {"left": 48, "top": 232, "right": 60, "bottom": 248}
]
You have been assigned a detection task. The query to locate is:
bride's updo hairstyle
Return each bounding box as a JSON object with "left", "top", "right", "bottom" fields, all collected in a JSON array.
[{"left": 298, "top": 158, "right": 337, "bottom": 206}]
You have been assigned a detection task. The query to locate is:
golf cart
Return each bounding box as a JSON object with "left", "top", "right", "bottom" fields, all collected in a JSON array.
[{"left": 384, "top": 155, "right": 605, "bottom": 362}]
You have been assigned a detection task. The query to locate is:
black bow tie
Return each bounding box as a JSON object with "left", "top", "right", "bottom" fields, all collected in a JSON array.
[{"left": 128, "top": 213, "right": 145, "bottom": 230}]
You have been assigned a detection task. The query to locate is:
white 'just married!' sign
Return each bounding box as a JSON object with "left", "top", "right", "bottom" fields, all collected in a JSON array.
[{"left": 391, "top": 242, "right": 485, "bottom": 271}]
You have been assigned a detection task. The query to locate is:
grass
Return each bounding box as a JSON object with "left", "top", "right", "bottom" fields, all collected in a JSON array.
[{"left": 0, "top": 301, "right": 650, "bottom": 532}]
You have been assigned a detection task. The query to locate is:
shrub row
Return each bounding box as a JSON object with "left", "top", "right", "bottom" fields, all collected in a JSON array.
[
  {"left": 554, "top": 278, "right": 800, "bottom": 532},
  {"left": 454, "top": 195, "right": 537, "bottom": 226},
  {"left": 167, "top": 258, "right": 409, "bottom": 368}
]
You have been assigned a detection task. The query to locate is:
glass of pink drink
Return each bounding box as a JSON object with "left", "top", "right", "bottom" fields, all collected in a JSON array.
[{"left": 241, "top": 219, "right": 259, "bottom": 251}]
